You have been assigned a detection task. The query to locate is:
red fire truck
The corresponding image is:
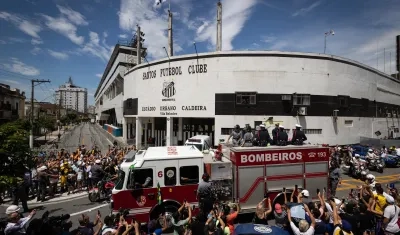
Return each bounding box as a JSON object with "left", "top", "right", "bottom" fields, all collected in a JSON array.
[{"left": 111, "top": 144, "right": 329, "bottom": 223}]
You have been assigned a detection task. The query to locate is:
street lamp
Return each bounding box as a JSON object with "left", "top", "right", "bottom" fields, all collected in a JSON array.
[{"left": 324, "top": 29, "right": 335, "bottom": 54}]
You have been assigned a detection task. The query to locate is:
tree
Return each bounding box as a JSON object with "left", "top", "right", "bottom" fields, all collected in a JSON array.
[{"left": 0, "top": 120, "right": 34, "bottom": 181}]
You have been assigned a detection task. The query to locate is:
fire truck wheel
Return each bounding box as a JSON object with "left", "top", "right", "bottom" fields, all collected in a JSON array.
[{"left": 150, "top": 200, "right": 180, "bottom": 223}]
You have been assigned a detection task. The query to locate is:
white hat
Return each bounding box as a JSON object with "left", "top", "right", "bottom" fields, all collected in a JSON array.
[
  {"left": 386, "top": 194, "right": 395, "bottom": 204},
  {"left": 95, "top": 159, "right": 101, "bottom": 164},
  {"left": 301, "top": 189, "right": 310, "bottom": 197},
  {"left": 333, "top": 198, "right": 342, "bottom": 205},
  {"left": 295, "top": 124, "right": 302, "bottom": 128},
  {"left": 368, "top": 149, "right": 373, "bottom": 152},
  {"left": 355, "top": 154, "right": 360, "bottom": 157},
  {"left": 5, "top": 205, "right": 20, "bottom": 215},
  {"left": 279, "top": 125, "right": 284, "bottom": 129},
  {"left": 260, "top": 124, "right": 265, "bottom": 128}
]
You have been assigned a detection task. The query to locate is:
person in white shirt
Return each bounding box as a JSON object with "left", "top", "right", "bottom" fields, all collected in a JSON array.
[
  {"left": 383, "top": 195, "right": 400, "bottom": 234},
  {"left": 287, "top": 203, "right": 315, "bottom": 235},
  {"left": 4, "top": 205, "right": 36, "bottom": 235}
]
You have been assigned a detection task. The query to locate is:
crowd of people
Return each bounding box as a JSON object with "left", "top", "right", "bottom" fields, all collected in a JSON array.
[{"left": 3, "top": 133, "right": 400, "bottom": 234}]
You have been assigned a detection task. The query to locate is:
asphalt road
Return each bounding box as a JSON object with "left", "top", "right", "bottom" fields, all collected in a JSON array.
[{"left": 59, "top": 123, "right": 113, "bottom": 154}]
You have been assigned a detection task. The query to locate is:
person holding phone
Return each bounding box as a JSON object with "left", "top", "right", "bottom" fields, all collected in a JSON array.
[{"left": 253, "top": 195, "right": 272, "bottom": 225}]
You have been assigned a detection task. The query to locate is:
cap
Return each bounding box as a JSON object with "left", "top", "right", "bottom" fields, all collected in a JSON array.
[
  {"left": 333, "top": 198, "right": 342, "bottom": 205},
  {"left": 274, "top": 203, "right": 282, "bottom": 213},
  {"left": 295, "top": 124, "right": 302, "bottom": 128},
  {"left": 260, "top": 124, "right": 265, "bottom": 128},
  {"left": 355, "top": 154, "right": 360, "bottom": 157},
  {"left": 5, "top": 205, "right": 20, "bottom": 215},
  {"left": 279, "top": 125, "right": 284, "bottom": 129},
  {"left": 385, "top": 194, "right": 395, "bottom": 204},
  {"left": 341, "top": 220, "right": 352, "bottom": 233},
  {"left": 301, "top": 189, "right": 310, "bottom": 197},
  {"left": 95, "top": 159, "right": 101, "bottom": 164},
  {"left": 368, "top": 149, "right": 373, "bottom": 152},
  {"left": 38, "top": 166, "right": 47, "bottom": 172}
]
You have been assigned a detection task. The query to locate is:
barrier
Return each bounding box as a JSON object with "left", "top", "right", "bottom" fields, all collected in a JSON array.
[{"left": 103, "top": 124, "right": 123, "bottom": 137}]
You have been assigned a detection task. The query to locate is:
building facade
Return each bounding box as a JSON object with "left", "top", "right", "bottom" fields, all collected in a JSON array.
[
  {"left": 55, "top": 77, "right": 88, "bottom": 113},
  {"left": 95, "top": 51, "right": 400, "bottom": 147},
  {"left": 94, "top": 41, "right": 146, "bottom": 126},
  {"left": 0, "top": 83, "right": 26, "bottom": 124}
]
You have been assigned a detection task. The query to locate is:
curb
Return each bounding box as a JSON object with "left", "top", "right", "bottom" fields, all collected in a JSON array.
[{"left": 1, "top": 193, "right": 88, "bottom": 207}]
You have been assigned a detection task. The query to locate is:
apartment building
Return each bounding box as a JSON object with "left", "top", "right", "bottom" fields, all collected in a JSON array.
[
  {"left": 0, "top": 83, "right": 26, "bottom": 124},
  {"left": 55, "top": 77, "right": 88, "bottom": 113}
]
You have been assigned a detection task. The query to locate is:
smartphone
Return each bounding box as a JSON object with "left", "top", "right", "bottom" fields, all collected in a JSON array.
[
  {"left": 323, "top": 187, "right": 326, "bottom": 192},
  {"left": 295, "top": 185, "right": 298, "bottom": 189},
  {"left": 264, "top": 192, "right": 269, "bottom": 198},
  {"left": 342, "top": 198, "right": 345, "bottom": 204},
  {"left": 350, "top": 189, "right": 353, "bottom": 193},
  {"left": 97, "top": 210, "right": 101, "bottom": 216},
  {"left": 283, "top": 187, "right": 286, "bottom": 192},
  {"left": 317, "top": 189, "right": 320, "bottom": 194},
  {"left": 358, "top": 193, "right": 361, "bottom": 199}
]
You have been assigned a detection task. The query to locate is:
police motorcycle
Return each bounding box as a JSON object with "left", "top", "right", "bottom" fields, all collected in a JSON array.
[
  {"left": 367, "top": 155, "right": 384, "bottom": 173},
  {"left": 365, "top": 174, "right": 377, "bottom": 190}
]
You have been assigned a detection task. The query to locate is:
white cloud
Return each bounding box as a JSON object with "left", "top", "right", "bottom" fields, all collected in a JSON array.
[
  {"left": 31, "top": 47, "right": 41, "bottom": 55},
  {"left": 80, "top": 31, "right": 112, "bottom": 62},
  {"left": 0, "top": 40, "right": 6, "bottom": 44},
  {"left": 31, "top": 38, "right": 43, "bottom": 45},
  {"left": 118, "top": 0, "right": 186, "bottom": 59},
  {"left": 56, "top": 5, "right": 89, "bottom": 26},
  {"left": 0, "top": 12, "right": 42, "bottom": 38},
  {"left": 1, "top": 58, "right": 40, "bottom": 76},
  {"left": 40, "top": 5, "right": 88, "bottom": 45},
  {"left": 48, "top": 49, "right": 69, "bottom": 60},
  {"left": 119, "top": 34, "right": 128, "bottom": 39},
  {"left": 292, "top": 0, "right": 322, "bottom": 17},
  {"left": 195, "top": 0, "right": 258, "bottom": 51},
  {"left": 95, "top": 74, "right": 102, "bottom": 78},
  {"left": 41, "top": 14, "right": 85, "bottom": 45},
  {"left": 0, "top": 79, "right": 20, "bottom": 85}
]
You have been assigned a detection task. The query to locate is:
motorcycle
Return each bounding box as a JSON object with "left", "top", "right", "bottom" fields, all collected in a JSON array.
[
  {"left": 352, "top": 163, "right": 368, "bottom": 180},
  {"left": 383, "top": 154, "right": 400, "bottom": 168},
  {"left": 88, "top": 176, "right": 115, "bottom": 202},
  {"left": 367, "top": 158, "right": 384, "bottom": 173}
]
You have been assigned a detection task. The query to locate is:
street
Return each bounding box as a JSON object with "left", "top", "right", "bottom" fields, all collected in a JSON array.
[{"left": 59, "top": 123, "right": 113, "bottom": 154}]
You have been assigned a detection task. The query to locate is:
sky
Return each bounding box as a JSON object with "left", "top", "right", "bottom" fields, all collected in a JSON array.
[{"left": 0, "top": 0, "right": 399, "bottom": 105}]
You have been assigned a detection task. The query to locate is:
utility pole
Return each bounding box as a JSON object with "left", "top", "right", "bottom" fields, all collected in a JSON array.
[
  {"left": 30, "top": 79, "right": 51, "bottom": 149},
  {"left": 137, "top": 25, "right": 142, "bottom": 65}
]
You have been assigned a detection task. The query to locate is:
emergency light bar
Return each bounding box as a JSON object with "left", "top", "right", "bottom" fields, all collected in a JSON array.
[{"left": 188, "top": 139, "right": 201, "bottom": 143}]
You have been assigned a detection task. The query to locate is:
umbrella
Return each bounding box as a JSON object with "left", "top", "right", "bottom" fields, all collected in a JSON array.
[{"left": 235, "top": 224, "right": 290, "bottom": 235}]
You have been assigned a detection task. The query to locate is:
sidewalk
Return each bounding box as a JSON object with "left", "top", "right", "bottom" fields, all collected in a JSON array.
[{"left": 1, "top": 190, "right": 88, "bottom": 206}]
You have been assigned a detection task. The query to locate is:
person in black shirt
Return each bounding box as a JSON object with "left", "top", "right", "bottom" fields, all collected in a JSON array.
[
  {"left": 271, "top": 124, "right": 279, "bottom": 145},
  {"left": 256, "top": 124, "right": 272, "bottom": 146},
  {"left": 339, "top": 203, "right": 358, "bottom": 235},
  {"left": 292, "top": 124, "right": 307, "bottom": 145},
  {"left": 358, "top": 204, "right": 375, "bottom": 235},
  {"left": 277, "top": 126, "right": 288, "bottom": 146}
]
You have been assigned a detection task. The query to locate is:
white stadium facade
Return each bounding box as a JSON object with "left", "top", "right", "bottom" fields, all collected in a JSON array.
[{"left": 95, "top": 48, "right": 400, "bottom": 147}]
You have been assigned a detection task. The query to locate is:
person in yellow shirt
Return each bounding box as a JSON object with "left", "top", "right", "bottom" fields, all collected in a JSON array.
[
  {"left": 373, "top": 185, "right": 387, "bottom": 214},
  {"left": 60, "top": 160, "right": 71, "bottom": 193}
]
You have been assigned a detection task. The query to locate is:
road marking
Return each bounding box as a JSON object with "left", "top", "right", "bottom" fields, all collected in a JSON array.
[
  {"left": 337, "top": 173, "right": 400, "bottom": 191},
  {"left": 70, "top": 204, "right": 109, "bottom": 217}
]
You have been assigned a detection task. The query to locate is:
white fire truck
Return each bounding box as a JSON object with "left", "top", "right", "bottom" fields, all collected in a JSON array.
[{"left": 111, "top": 144, "right": 329, "bottom": 223}]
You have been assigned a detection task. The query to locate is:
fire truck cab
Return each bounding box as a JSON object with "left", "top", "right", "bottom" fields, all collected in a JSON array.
[{"left": 111, "top": 144, "right": 329, "bottom": 223}]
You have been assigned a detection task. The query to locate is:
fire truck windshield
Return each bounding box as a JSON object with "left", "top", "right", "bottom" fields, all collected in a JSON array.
[
  {"left": 186, "top": 143, "right": 203, "bottom": 151},
  {"left": 115, "top": 170, "right": 125, "bottom": 190}
]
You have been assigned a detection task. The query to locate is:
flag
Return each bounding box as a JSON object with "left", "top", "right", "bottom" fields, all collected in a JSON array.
[
  {"left": 156, "top": 0, "right": 167, "bottom": 5},
  {"left": 157, "top": 182, "right": 162, "bottom": 205},
  {"left": 129, "top": 163, "right": 136, "bottom": 170}
]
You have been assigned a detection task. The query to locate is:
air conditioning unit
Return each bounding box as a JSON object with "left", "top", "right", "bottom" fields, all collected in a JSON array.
[
  {"left": 298, "top": 107, "right": 307, "bottom": 116},
  {"left": 282, "top": 95, "right": 292, "bottom": 101}
]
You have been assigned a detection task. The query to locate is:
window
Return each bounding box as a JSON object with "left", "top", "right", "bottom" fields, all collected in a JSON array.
[
  {"left": 292, "top": 94, "right": 311, "bottom": 106},
  {"left": 179, "top": 165, "right": 199, "bottom": 185},
  {"left": 115, "top": 170, "right": 126, "bottom": 190},
  {"left": 303, "top": 129, "right": 322, "bottom": 134},
  {"left": 344, "top": 120, "right": 353, "bottom": 127},
  {"left": 338, "top": 96, "right": 349, "bottom": 108},
  {"left": 164, "top": 167, "right": 176, "bottom": 186},
  {"left": 127, "top": 99, "right": 132, "bottom": 108},
  {"left": 235, "top": 92, "right": 257, "bottom": 105},
  {"left": 221, "top": 128, "right": 231, "bottom": 135},
  {"left": 127, "top": 168, "right": 153, "bottom": 189}
]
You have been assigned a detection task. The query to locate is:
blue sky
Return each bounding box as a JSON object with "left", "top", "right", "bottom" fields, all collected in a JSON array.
[{"left": 0, "top": 0, "right": 399, "bottom": 105}]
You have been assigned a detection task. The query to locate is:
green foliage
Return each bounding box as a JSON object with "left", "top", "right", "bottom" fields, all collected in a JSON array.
[
  {"left": 35, "top": 116, "right": 56, "bottom": 132},
  {"left": 60, "top": 113, "right": 78, "bottom": 125},
  {"left": 0, "top": 120, "right": 33, "bottom": 179}
]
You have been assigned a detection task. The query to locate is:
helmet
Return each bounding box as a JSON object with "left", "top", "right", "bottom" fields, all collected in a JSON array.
[
  {"left": 366, "top": 174, "right": 375, "bottom": 181},
  {"left": 6, "top": 205, "right": 20, "bottom": 215},
  {"left": 355, "top": 154, "right": 360, "bottom": 158}
]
